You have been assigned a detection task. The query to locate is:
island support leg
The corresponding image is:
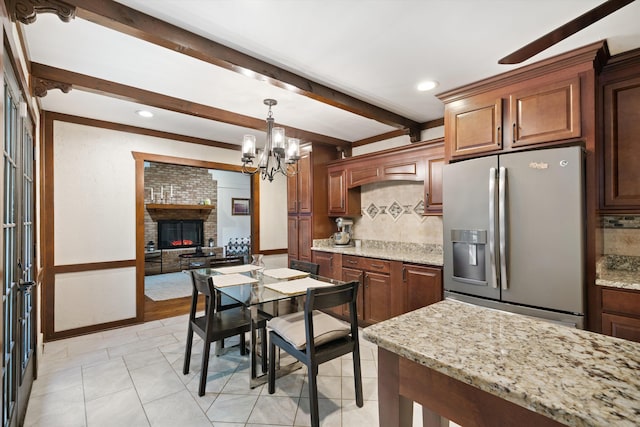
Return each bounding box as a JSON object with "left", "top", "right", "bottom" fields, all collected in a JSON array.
[{"left": 378, "top": 348, "right": 413, "bottom": 427}]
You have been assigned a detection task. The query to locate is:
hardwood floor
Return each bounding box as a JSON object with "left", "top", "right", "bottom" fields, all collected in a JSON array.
[{"left": 143, "top": 294, "right": 204, "bottom": 322}]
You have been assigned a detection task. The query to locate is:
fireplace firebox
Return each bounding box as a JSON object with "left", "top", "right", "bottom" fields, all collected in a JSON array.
[{"left": 158, "top": 220, "right": 204, "bottom": 249}]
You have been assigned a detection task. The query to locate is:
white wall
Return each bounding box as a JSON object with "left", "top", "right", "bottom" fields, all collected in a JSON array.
[
  {"left": 209, "top": 169, "right": 251, "bottom": 247},
  {"left": 352, "top": 126, "right": 444, "bottom": 156},
  {"left": 52, "top": 121, "right": 287, "bottom": 332}
]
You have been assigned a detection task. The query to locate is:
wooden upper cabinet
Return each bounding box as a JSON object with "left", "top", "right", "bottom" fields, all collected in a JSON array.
[
  {"left": 446, "top": 95, "right": 503, "bottom": 158},
  {"left": 425, "top": 155, "right": 444, "bottom": 214},
  {"left": 327, "top": 168, "right": 345, "bottom": 213},
  {"left": 327, "top": 140, "right": 443, "bottom": 216},
  {"left": 602, "top": 74, "right": 640, "bottom": 210},
  {"left": 287, "top": 172, "right": 298, "bottom": 214},
  {"left": 296, "top": 154, "right": 312, "bottom": 214},
  {"left": 287, "top": 153, "right": 312, "bottom": 214},
  {"left": 328, "top": 166, "right": 361, "bottom": 217},
  {"left": 510, "top": 77, "right": 581, "bottom": 147}
]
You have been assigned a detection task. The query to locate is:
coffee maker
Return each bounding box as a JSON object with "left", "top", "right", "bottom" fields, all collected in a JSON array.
[{"left": 333, "top": 217, "right": 353, "bottom": 246}]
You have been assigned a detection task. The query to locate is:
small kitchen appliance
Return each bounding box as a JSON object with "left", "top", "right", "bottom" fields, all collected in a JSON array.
[{"left": 333, "top": 217, "right": 353, "bottom": 246}]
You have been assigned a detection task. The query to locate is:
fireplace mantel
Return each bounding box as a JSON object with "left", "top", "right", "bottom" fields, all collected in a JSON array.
[
  {"left": 146, "top": 203, "right": 214, "bottom": 213},
  {"left": 146, "top": 204, "right": 215, "bottom": 221}
]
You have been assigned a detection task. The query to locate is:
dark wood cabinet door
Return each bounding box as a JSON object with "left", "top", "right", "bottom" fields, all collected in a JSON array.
[
  {"left": 446, "top": 95, "right": 502, "bottom": 158},
  {"left": 510, "top": 77, "right": 581, "bottom": 147},
  {"left": 327, "top": 168, "right": 346, "bottom": 215},
  {"left": 297, "top": 216, "right": 312, "bottom": 261},
  {"left": 342, "top": 267, "right": 364, "bottom": 321},
  {"left": 364, "top": 271, "right": 391, "bottom": 324},
  {"left": 287, "top": 216, "right": 298, "bottom": 260},
  {"left": 403, "top": 264, "right": 442, "bottom": 313},
  {"left": 602, "top": 313, "right": 640, "bottom": 343},
  {"left": 313, "top": 251, "right": 335, "bottom": 279},
  {"left": 424, "top": 156, "right": 444, "bottom": 214},
  {"left": 297, "top": 154, "right": 312, "bottom": 214},
  {"left": 603, "top": 75, "right": 640, "bottom": 210},
  {"left": 287, "top": 173, "right": 298, "bottom": 214}
]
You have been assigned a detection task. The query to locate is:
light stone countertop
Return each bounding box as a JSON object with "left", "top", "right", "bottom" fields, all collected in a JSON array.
[
  {"left": 596, "top": 255, "right": 640, "bottom": 291},
  {"left": 363, "top": 299, "right": 640, "bottom": 427},
  {"left": 311, "top": 239, "right": 443, "bottom": 266}
]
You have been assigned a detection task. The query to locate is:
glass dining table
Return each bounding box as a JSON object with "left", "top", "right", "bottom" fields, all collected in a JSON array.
[{"left": 194, "top": 266, "right": 345, "bottom": 388}]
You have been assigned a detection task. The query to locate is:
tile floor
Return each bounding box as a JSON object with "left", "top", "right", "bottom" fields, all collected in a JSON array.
[{"left": 24, "top": 313, "right": 453, "bottom": 427}]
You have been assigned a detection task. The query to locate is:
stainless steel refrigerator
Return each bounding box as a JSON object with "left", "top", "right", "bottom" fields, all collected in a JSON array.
[{"left": 443, "top": 146, "right": 585, "bottom": 328}]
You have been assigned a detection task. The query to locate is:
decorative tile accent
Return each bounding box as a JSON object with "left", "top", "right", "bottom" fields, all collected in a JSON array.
[
  {"left": 413, "top": 200, "right": 425, "bottom": 217},
  {"left": 601, "top": 216, "right": 640, "bottom": 229},
  {"left": 364, "top": 203, "right": 380, "bottom": 220},
  {"left": 387, "top": 201, "right": 404, "bottom": 221}
]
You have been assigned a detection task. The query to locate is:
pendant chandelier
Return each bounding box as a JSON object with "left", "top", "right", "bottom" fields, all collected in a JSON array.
[{"left": 241, "top": 99, "right": 300, "bottom": 181}]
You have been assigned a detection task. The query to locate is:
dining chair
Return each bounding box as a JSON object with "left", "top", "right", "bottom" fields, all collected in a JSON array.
[
  {"left": 289, "top": 259, "right": 320, "bottom": 275},
  {"left": 267, "top": 281, "right": 363, "bottom": 427},
  {"left": 208, "top": 256, "right": 245, "bottom": 310},
  {"left": 183, "top": 270, "right": 268, "bottom": 396}
]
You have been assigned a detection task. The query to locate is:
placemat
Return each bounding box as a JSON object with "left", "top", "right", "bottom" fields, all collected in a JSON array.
[
  {"left": 263, "top": 268, "right": 310, "bottom": 280},
  {"left": 212, "top": 264, "right": 262, "bottom": 274},
  {"left": 211, "top": 273, "right": 258, "bottom": 287},
  {"left": 264, "top": 277, "right": 334, "bottom": 295}
]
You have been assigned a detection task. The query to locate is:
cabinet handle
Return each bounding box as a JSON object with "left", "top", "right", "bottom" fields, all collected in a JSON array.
[
  {"left": 329, "top": 256, "right": 333, "bottom": 268},
  {"left": 371, "top": 263, "right": 384, "bottom": 269},
  {"left": 496, "top": 125, "right": 501, "bottom": 143},
  {"left": 402, "top": 267, "right": 407, "bottom": 282},
  {"left": 346, "top": 259, "right": 358, "bottom": 265},
  {"left": 424, "top": 192, "right": 429, "bottom": 208},
  {"left": 512, "top": 122, "right": 516, "bottom": 143}
]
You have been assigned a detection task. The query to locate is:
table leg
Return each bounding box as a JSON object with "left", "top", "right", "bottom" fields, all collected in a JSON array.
[
  {"left": 249, "top": 305, "right": 258, "bottom": 382},
  {"left": 378, "top": 348, "right": 413, "bottom": 427}
]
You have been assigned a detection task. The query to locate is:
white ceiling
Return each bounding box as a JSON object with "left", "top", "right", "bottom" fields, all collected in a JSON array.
[{"left": 20, "top": 0, "right": 640, "bottom": 149}]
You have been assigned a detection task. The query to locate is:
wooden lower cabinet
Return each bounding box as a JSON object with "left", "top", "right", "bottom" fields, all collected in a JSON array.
[
  {"left": 601, "top": 313, "right": 640, "bottom": 342},
  {"left": 403, "top": 264, "right": 443, "bottom": 312},
  {"left": 364, "top": 271, "right": 392, "bottom": 323},
  {"left": 314, "top": 251, "right": 443, "bottom": 324},
  {"left": 312, "top": 251, "right": 340, "bottom": 279},
  {"left": 601, "top": 287, "right": 640, "bottom": 343}
]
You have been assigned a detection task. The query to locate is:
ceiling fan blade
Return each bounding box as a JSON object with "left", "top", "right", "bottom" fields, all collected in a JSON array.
[{"left": 498, "top": 0, "right": 636, "bottom": 64}]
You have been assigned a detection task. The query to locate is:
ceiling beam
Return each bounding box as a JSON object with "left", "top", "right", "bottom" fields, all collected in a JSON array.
[
  {"left": 60, "top": 0, "right": 419, "bottom": 131},
  {"left": 30, "top": 62, "right": 350, "bottom": 147}
]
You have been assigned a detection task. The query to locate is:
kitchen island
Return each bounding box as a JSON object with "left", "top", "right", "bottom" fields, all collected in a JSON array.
[{"left": 363, "top": 300, "right": 640, "bottom": 427}]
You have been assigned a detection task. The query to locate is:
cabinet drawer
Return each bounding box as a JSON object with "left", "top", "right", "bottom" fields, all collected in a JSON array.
[
  {"left": 342, "top": 255, "right": 390, "bottom": 273},
  {"left": 602, "top": 288, "right": 640, "bottom": 317}
]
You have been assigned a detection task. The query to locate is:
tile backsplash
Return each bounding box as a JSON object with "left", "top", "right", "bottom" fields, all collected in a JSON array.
[
  {"left": 352, "top": 181, "right": 442, "bottom": 245},
  {"left": 600, "top": 215, "right": 640, "bottom": 257}
]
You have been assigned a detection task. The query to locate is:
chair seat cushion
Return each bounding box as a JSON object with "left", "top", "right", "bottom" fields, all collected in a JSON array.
[{"left": 268, "top": 310, "right": 350, "bottom": 350}]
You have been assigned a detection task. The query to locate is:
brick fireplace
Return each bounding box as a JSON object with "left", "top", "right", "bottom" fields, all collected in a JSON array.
[{"left": 144, "top": 162, "right": 221, "bottom": 273}]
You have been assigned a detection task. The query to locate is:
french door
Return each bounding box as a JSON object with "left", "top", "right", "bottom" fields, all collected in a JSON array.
[{"left": 2, "top": 57, "right": 36, "bottom": 427}]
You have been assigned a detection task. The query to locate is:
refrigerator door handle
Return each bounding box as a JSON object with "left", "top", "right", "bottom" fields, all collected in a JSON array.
[
  {"left": 498, "top": 166, "right": 508, "bottom": 290},
  {"left": 488, "top": 167, "right": 498, "bottom": 289}
]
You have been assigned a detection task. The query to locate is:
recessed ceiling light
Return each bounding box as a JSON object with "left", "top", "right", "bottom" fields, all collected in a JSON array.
[
  {"left": 417, "top": 80, "right": 439, "bottom": 92},
  {"left": 136, "top": 110, "right": 154, "bottom": 118}
]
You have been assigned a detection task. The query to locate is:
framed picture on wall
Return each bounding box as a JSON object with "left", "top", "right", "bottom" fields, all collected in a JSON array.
[{"left": 231, "top": 198, "right": 250, "bottom": 215}]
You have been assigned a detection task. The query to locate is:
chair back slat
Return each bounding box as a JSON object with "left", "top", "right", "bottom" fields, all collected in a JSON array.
[
  {"left": 290, "top": 259, "right": 320, "bottom": 275},
  {"left": 191, "top": 270, "right": 213, "bottom": 298},
  {"left": 305, "top": 281, "right": 358, "bottom": 312}
]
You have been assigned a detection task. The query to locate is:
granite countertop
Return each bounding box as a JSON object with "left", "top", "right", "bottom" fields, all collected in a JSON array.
[
  {"left": 311, "top": 239, "right": 443, "bottom": 266},
  {"left": 596, "top": 255, "right": 640, "bottom": 291},
  {"left": 363, "top": 300, "right": 640, "bottom": 427}
]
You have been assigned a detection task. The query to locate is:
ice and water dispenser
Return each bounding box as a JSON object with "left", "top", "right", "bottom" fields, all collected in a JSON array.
[{"left": 451, "top": 229, "right": 487, "bottom": 285}]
